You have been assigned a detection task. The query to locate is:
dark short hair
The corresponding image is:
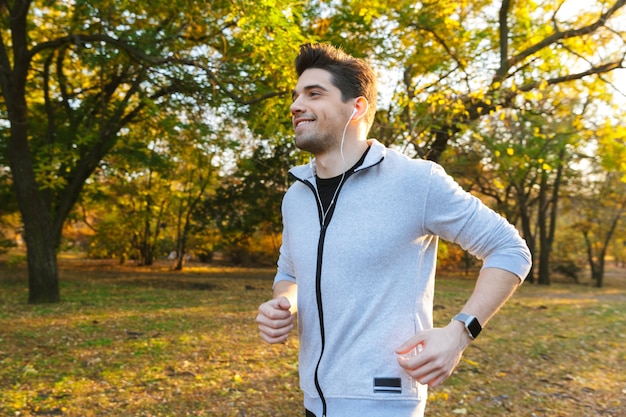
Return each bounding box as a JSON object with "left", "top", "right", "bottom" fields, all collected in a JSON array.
[{"left": 295, "top": 43, "right": 377, "bottom": 129}]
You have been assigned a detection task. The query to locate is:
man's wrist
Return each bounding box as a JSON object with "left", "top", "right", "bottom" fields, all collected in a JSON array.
[
  {"left": 449, "top": 319, "right": 473, "bottom": 346},
  {"left": 451, "top": 313, "right": 482, "bottom": 340}
]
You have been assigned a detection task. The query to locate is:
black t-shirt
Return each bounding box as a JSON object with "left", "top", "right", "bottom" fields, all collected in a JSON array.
[{"left": 315, "top": 146, "right": 371, "bottom": 213}]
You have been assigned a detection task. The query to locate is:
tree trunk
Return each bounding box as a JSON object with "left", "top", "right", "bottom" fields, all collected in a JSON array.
[
  {"left": 582, "top": 230, "right": 598, "bottom": 283},
  {"left": 517, "top": 188, "right": 536, "bottom": 283},
  {"left": 173, "top": 201, "right": 186, "bottom": 271},
  {"left": 583, "top": 195, "right": 626, "bottom": 288},
  {"left": 538, "top": 149, "right": 565, "bottom": 286},
  {"left": 537, "top": 170, "right": 551, "bottom": 285},
  {"left": 7, "top": 107, "right": 60, "bottom": 304},
  {"left": 25, "top": 230, "right": 60, "bottom": 303},
  {"left": 174, "top": 240, "right": 186, "bottom": 271},
  {"left": 174, "top": 219, "right": 188, "bottom": 272},
  {"left": 593, "top": 254, "right": 605, "bottom": 288},
  {"left": 3, "top": 6, "right": 61, "bottom": 303},
  {"left": 140, "top": 215, "right": 153, "bottom": 266}
]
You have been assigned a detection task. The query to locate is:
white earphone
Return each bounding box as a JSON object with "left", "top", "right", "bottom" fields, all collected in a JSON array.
[{"left": 350, "top": 108, "right": 357, "bottom": 120}]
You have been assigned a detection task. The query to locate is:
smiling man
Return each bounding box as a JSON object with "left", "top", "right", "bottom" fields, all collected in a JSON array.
[{"left": 256, "top": 43, "right": 532, "bottom": 417}]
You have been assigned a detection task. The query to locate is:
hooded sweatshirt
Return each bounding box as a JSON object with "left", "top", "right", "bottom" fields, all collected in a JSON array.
[{"left": 274, "top": 139, "right": 532, "bottom": 417}]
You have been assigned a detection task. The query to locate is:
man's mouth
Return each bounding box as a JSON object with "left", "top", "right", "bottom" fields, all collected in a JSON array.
[{"left": 294, "top": 118, "right": 315, "bottom": 129}]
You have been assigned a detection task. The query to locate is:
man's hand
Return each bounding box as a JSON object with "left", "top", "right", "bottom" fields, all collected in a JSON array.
[
  {"left": 396, "top": 321, "right": 471, "bottom": 387},
  {"left": 256, "top": 296, "right": 295, "bottom": 344}
]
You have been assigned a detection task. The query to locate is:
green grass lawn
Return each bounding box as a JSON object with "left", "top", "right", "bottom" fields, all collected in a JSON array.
[{"left": 0, "top": 259, "right": 624, "bottom": 416}]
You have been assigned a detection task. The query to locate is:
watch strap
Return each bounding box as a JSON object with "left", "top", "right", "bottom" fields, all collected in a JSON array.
[{"left": 452, "top": 312, "right": 482, "bottom": 339}]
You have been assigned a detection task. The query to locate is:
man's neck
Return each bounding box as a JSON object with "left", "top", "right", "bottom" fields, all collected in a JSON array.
[{"left": 315, "top": 139, "right": 369, "bottom": 179}]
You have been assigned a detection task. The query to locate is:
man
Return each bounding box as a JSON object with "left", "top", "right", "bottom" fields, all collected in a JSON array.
[{"left": 256, "top": 43, "right": 532, "bottom": 417}]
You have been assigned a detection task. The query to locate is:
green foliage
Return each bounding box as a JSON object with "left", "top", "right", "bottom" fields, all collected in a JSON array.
[
  {"left": 0, "top": 0, "right": 314, "bottom": 299},
  {"left": 2, "top": 0, "right": 626, "bottom": 300},
  {"left": 201, "top": 137, "right": 297, "bottom": 265}
]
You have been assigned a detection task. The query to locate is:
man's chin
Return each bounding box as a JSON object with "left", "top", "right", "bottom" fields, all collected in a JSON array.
[
  {"left": 294, "top": 133, "right": 332, "bottom": 155},
  {"left": 294, "top": 136, "right": 314, "bottom": 152}
]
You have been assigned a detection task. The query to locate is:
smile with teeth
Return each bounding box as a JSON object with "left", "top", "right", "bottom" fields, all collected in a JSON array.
[{"left": 296, "top": 120, "right": 314, "bottom": 128}]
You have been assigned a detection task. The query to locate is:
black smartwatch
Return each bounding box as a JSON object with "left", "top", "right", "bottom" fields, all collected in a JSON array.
[{"left": 452, "top": 313, "right": 482, "bottom": 339}]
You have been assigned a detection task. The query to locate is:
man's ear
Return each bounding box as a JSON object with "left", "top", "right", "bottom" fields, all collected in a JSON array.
[{"left": 352, "top": 96, "right": 369, "bottom": 120}]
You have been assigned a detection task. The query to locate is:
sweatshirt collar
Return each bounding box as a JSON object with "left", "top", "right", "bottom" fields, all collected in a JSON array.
[{"left": 289, "top": 139, "right": 386, "bottom": 182}]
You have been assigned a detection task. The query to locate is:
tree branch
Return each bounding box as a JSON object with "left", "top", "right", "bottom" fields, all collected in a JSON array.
[
  {"left": 29, "top": 32, "right": 287, "bottom": 106},
  {"left": 507, "top": 0, "right": 626, "bottom": 71},
  {"left": 0, "top": 23, "right": 12, "bottom": 97},
  {"left": 410, "top": 24, "right": 468, "bottom": 76},
  {"left": 42, "top": 51, "right": 55, "bottom": 144},
  {"left": 518, "top": 58, "right": 625, "bottom": 92},
  {"left": 497, "top": 0, "right": 512, "bottom": 79},
  {"left": 56, "top": 46, "right": 74, "bottom": 123}
]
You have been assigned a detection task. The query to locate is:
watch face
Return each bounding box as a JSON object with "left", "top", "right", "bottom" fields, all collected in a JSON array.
[{"left": 467, "top": 317, "right": 482, "bottom": 338}]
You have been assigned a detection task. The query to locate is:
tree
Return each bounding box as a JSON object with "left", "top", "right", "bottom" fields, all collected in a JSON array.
[
  {"left": 0, "top": 0, "right": 306, "bottom": 303},
  {"left": 203, "top": 135, "right": 296, "bottom": 265},
  {"left": 82, "top": 134, "right": 174, "bottom": 265},
  {"left": 569, "top": 116, "right": 626, "bottom": 287},
  {"left": 205, "top": 0, "right": 626, "bottom": 273},
  {"left": 446, "top": 96, "right": 585, "bottom": 284},
  {"left": 573, "top": 172, "right": 626, "bottom": 287},
  {"left": 168, "top": 119, "right": 220, "bottom": 271},
  {"left": 3, "top": 0, "right": 625, "bottom": 303},
  {"left": 366, "top": 0, "right": 626, "bottom": 161}
]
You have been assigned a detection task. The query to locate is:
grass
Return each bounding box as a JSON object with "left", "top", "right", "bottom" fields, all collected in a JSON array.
[{"left": 0, "top": 258, "right": 624, "bottom": 417}]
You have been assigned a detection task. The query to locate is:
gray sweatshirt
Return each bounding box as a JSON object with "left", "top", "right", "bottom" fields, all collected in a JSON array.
[{"left": 274, "top": 139, "right": 532, "bottom": 417}]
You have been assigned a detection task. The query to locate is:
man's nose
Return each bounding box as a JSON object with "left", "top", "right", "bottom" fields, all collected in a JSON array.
[{"left": 290, "top": 97, "right": 305, "bottom": 116}]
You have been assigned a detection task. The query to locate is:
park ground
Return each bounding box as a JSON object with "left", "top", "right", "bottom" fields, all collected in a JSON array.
[{"left": 0, "top": 256, "right": 624, "bottom": 417}]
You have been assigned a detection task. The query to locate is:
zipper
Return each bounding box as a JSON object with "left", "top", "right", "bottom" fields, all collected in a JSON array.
[
  {"left": 299, "top": 178, "right": 339, "bottom": 417},
  {"left": 314, "top": 222, "right": 328, "bottom": 417}
]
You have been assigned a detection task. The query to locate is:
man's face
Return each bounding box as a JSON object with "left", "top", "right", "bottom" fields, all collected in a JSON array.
[{"left": 290, "top": 68, "right": 353, "bottom": 155}]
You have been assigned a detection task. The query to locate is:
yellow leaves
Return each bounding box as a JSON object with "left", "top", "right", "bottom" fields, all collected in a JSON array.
[
  {"left": 10, "top": 391, "right": 31, "bottom": 412},
  {"left": 596, "top": 119, "right": 626, "bottom": 175},
  {"left": 236, "top": 16, "right": 247, "bottom": 27},
  {"left": 572, "top": 116, "right": 584, "bottom": 131},
  {"left": 461, "top": 357, "right": 479, "bottom": 367},
  {"left": 429, "top": 391, "right": 450, "bottom": 401},
  {"left": 313, "top": 17, "right": 331, "bottom": 36},
  {"left": 358, "top": 7, "right": 377, "bottom": 24},
  {"left": 536, "top": 158, "right": 552, "bottom": 171},
  {"left": 533, "top": 126, "right": 547, "bottom": 140},
  {"left": 493, "top": 147, "right": 515, "bottom": 163},
  {"left": 524, "top": 90, "right": 543, "bottom": 101}
]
